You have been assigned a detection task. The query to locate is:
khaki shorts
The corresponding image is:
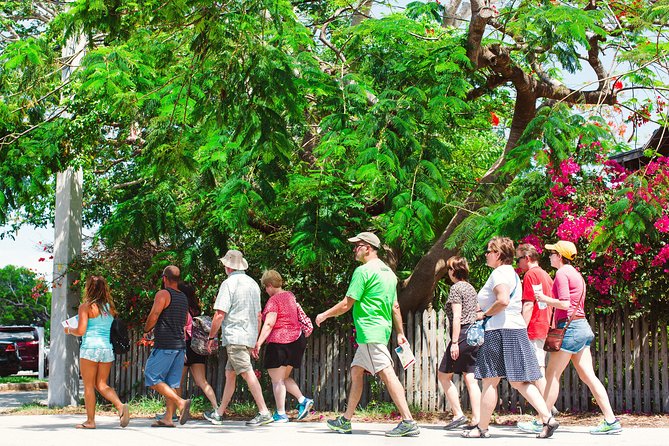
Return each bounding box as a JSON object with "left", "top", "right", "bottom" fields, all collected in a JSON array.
[
  {"left": 351, "top": 343, "right": 394, "bottom": 375},
  {"left": 530, "top": 338, "right": 547, "bottom": 368},
  {"left": 225, "top": 344, "right": 254, "bottom": 374}
]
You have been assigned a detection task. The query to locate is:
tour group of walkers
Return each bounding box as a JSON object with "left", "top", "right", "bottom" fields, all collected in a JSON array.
[{"left": 64, "top": 232, "right": 622, "bottom": 438}]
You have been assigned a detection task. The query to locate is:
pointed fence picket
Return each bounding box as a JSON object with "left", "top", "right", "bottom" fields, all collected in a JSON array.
[{"left": 107, "top": 308, "right": 669, "bottom": 414}]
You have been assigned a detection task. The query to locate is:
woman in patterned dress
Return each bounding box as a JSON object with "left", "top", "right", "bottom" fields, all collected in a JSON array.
[{"left": 438, "top": 256, "right": 481, "bottom": 430}]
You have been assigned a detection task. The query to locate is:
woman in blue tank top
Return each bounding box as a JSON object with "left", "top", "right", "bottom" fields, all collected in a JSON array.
[{"left": 64, "top": 275, "right": 129, "bottom": 429}]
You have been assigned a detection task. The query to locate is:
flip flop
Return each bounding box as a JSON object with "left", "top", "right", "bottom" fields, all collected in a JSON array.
[
  {"left": 151, "top": 420, "right": 175, "bottom": 428},
  {"left": 75, "top": 423, "right": 96, "bottom": 429},
  {"left": 179, "top": 399, "right": 191, "bottom": 425},
  {"left": 119, "top": 403, "right": 130, "bottom": 428}
]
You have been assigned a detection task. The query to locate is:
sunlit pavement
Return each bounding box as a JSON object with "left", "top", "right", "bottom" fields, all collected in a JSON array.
[{"left": 0, "top": 415, "right": 664, "bottom": 446}]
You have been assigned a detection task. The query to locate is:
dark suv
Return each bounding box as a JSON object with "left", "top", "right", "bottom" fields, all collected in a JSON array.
[
  {"left": 0, "top": 341, "right": 21, "bottom": 376},
  {"left": 0, "top": 326, "right": 41, "bottom": 372}
]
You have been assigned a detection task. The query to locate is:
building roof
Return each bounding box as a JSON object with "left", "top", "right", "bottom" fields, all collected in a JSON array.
[{"left": 610, "top": 127, "right": 669, "bottom": 170}]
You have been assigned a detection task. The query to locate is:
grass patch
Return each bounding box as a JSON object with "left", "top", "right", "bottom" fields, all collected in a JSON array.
[
  {"left": 0, "top": 376, "right": 46, "bottom": 384},
  {"left": 8, "top": 394, "right": 238, "bottom": 418},
  {"left": 227, "top": 401, "right": 258, "bottom": 417},
  {"left": 355, "top": 401, "right": 401, "bottom": 421}
]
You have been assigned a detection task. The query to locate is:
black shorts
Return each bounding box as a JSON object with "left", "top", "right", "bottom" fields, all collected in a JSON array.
[
  {"left": 263, "top": 333, "right": 307, "bottom": 369},
  {"left": 439, "top": 323, "right": 480, "bottom": 374},
  {"left": 185, "top": 339, "right": 207, "bottom": 366}
]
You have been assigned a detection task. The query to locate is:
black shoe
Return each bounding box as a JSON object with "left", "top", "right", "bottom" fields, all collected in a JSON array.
[{"left": 443, "top": 416, "right": 468, "bottom": 430}]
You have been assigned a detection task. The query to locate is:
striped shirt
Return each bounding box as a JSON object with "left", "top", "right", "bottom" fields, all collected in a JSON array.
[{"left": 154, "top": 288, "right": 188, "bottom": 350}]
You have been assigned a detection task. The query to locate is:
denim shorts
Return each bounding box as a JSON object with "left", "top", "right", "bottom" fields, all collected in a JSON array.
[
  {"left": 558, "top": 318, "right": 594, "bottom": 354},
  {"left": 80, "top": 348, "right": 115, "bottom": 363},
  {"left": 144, "top": 348, "right": 185, "bottom": 388}
]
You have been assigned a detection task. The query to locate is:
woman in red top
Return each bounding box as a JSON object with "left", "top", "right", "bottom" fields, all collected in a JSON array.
[{"left": 254, "top": 270, "right": 314, "bottom": 422}]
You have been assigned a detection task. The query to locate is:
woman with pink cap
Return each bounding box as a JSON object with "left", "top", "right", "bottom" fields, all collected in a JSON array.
[{"left": 535, "top": 240, "right": 621, "bottom": 435}]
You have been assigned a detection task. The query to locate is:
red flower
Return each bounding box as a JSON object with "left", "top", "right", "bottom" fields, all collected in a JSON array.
[
  {"left": 490, "top": 112, "right": 500, "bottom": 126},
  {"left": 614, "top": 80, "right": 623, "bottom": 90}
]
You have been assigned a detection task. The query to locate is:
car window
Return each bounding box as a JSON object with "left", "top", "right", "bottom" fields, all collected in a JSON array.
[{"left": 0, "top": 331, "right": 37, "bottom": 341}]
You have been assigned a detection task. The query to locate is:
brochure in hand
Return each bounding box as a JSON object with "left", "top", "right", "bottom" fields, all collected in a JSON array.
[
  {"left": 61, "top": 315, "right": 79, "bottom": 329},
  {"left": 394, "top": 341, "right": 416, "bottom": 370}
]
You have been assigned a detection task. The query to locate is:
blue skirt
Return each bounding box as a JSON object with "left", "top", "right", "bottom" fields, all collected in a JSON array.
[{"left": 475, "top": 328, "right": 542, "bottom": 382}]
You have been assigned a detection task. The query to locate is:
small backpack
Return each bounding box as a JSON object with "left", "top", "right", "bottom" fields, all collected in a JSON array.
[
  {"left": 190, "top": 315, "right": 217, "bottom": 355},
  {"left": 110, "top": 318, "right": 131, "bottom": 355}
]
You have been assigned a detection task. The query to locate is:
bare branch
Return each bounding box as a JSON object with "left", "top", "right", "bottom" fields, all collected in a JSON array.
[{"left": 319, "top": 7, "right": 352, "bottom": 66}]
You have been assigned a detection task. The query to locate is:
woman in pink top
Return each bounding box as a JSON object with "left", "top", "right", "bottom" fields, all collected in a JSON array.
[
  {"left": 253, "top": 270, "right": 314, "bottom": 422},
  {"left": 535, "top": 241, "right": 621, "bottom": 435}
]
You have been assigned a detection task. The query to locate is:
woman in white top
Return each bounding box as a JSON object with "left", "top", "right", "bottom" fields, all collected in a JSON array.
[{"left": 463, "top": 237, "right": 558, "bottom": 439}]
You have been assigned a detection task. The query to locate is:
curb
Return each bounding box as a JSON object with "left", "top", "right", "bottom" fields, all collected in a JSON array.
[{"left": 0, "top": 382, "right": 48, "bottom": 392}]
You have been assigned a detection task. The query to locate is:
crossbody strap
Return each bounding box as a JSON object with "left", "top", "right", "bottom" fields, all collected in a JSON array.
[
  {"left": 482, "top": 274, "right": 520, "bottom": 329},
  {"left": 549, "top": 276, "right": 586, "bottom": 329}
]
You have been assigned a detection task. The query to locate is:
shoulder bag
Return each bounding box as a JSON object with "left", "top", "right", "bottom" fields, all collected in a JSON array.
[{"left": 296, "top": 302, "right": 313, "bottom": 337}]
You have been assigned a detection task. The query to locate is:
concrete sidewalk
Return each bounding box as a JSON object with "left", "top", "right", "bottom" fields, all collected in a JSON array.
[{"left": 0, "top": 415, "right": 663, "bottom": 446}]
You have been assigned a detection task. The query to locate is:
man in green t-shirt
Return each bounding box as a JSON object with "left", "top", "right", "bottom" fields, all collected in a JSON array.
[{"left": 315, "top": 232, "right": 419, "bottom": 437}]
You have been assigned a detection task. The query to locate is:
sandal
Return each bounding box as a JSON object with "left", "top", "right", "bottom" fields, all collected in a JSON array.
[
  {"left": 460, "top": 425, "right": 490, "bottom": 438},
  {"left": 537, "top": 417, "right": 559, "bottom": 439},
  {"left": 119, "top": 403, "right": 130, "bottom": 428},
  {"left": 179, "top": 399, "right": 191, "bottom": 425}
]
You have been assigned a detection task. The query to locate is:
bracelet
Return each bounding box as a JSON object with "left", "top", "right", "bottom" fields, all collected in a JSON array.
[{"left": 208, "top": 337, "right": 216, "bottom": 341}]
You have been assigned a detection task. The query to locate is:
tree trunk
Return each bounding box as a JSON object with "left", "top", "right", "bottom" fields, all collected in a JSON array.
[{"left": 398, "top": 89, "right": 537, "bottom": 312}]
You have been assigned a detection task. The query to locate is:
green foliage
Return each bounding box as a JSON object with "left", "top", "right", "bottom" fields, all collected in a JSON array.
[
  {"left": 1, "top": 0, "right": 667, "bottom": 316},
  {"left": 501, "top": 1, "right": 606, "bottom": 74},
  {"left": 0, "top": 265, "right": 51, "bottom": 334}
]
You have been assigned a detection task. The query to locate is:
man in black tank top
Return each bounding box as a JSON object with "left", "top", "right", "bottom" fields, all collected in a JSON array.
[{"left": 143, "top": 265, "right": 192, "bottom": 426}]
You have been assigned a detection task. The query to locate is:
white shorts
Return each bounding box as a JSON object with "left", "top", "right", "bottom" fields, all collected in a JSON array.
[
  {"left": 530, "top": 338, "right": 547, "bottom": 369},
  {"left": 351, "top": 343, "right": 394, "bottom": 375}
]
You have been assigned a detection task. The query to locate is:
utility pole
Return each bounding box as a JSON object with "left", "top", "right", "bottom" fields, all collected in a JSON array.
[{"left": 48, "top": 11, "right": 86, "bottom": 406}]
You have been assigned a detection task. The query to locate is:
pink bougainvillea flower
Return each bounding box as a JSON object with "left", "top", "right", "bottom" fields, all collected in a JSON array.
[
  {"left": 654, "top": 215, "right": 669, "bottom": 233},
  {"left": 651, "top": 246, "right": 669, "bottom": 266},
  {"left": 620, "top": 259, "right": 639, "bottom": 280}
]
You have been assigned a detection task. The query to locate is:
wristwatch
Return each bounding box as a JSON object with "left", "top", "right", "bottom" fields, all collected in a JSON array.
[{"left": 208, "top": 337, "right": 216, "bottom": 341}]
